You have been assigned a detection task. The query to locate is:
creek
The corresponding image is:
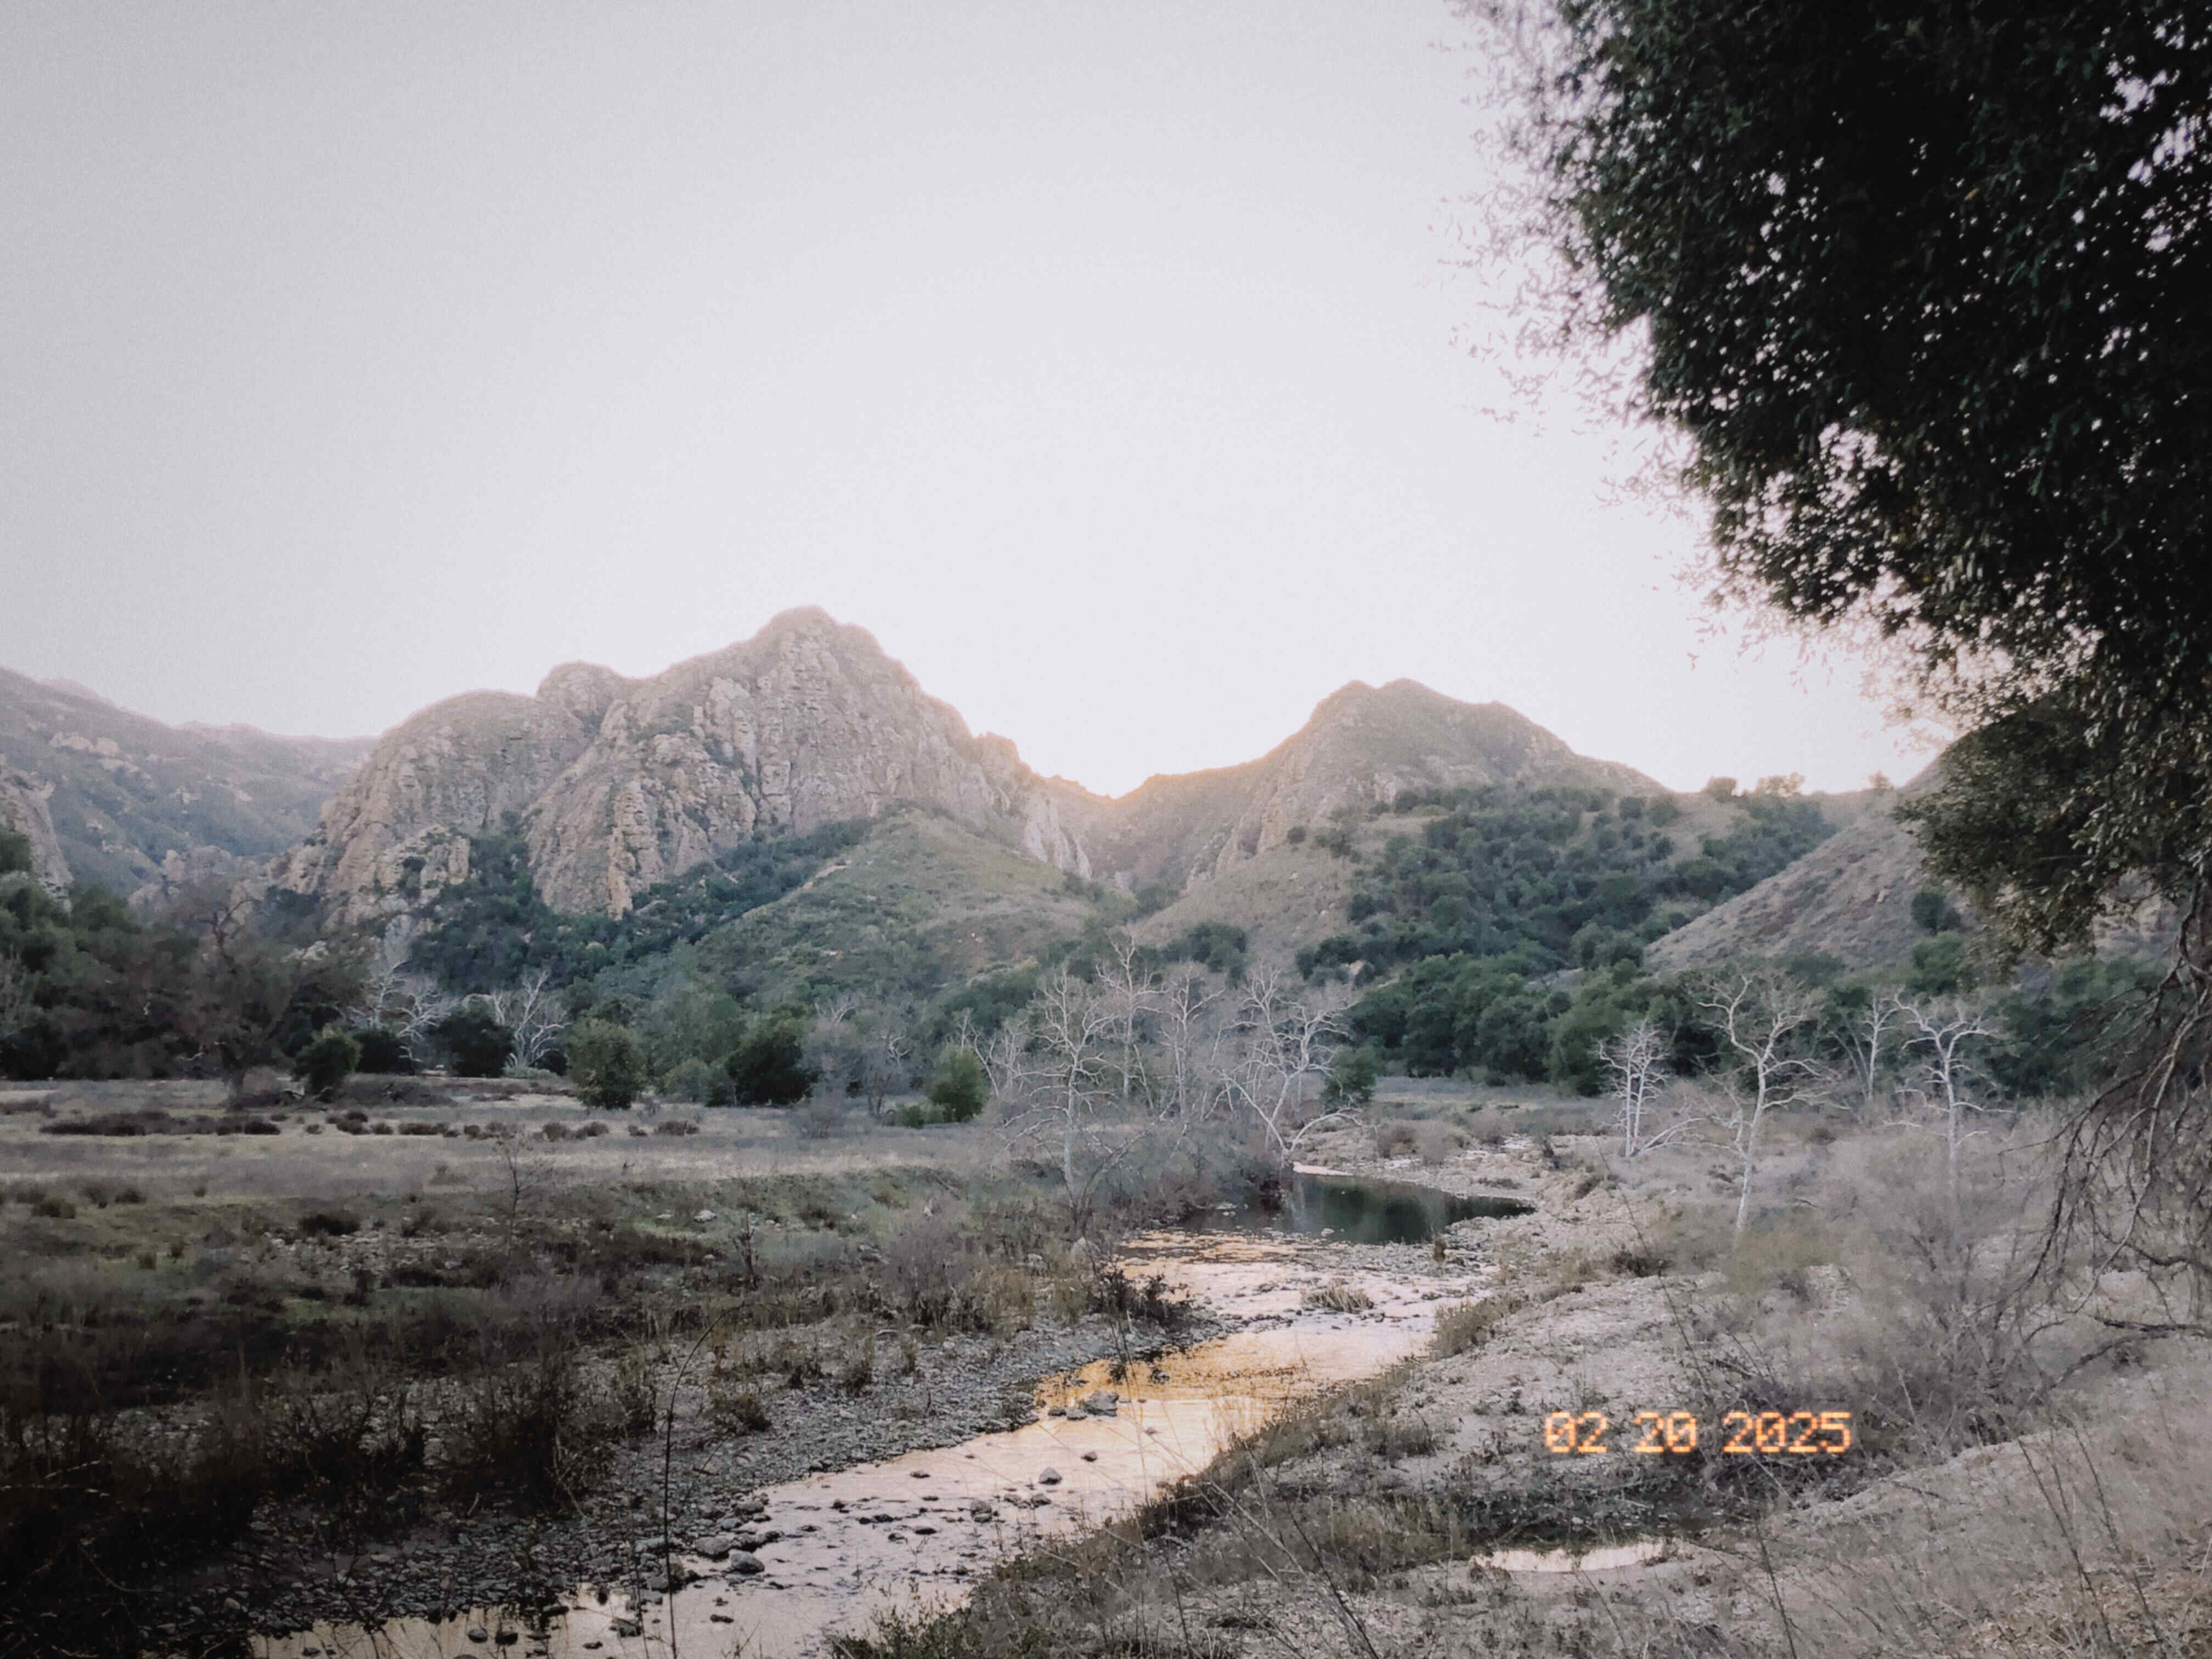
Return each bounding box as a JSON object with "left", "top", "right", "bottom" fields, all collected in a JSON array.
[{"left": 256, "top": 1171, "right": 1525, "bottom": 1659}]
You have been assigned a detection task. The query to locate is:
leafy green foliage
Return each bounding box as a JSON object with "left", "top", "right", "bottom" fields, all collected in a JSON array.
[
  {"left": 724, "top": 1016, "right": 816, "bottom": 1106},
  {"left": 1149, "top": 922, "right": 1249, "bottom": 980},
  {"left": 409, "top": 816, "right": 872, "bottom": 991},
  {"left": 292, "top": 1028, "right": 359, "bottom": 1098},
  {"left": 0, "top": 830, "right": 32, "bottom": 878},
  {"left": 1298, "top": 785, "right": 1827, "bottom": 979},
  {"left": 0, "top": 880, "right": 353, "bottom": 1081},
  {"left": 432, "top": 1009, "right": 512, "bottom": 1078},
  {"left": 352, "top": 1026, "right": 414, "bottom": 1075},
  {"left": 568, "top": 1019, "right": 649, "bottom": 1110},
  {"left": 925, "top": 1046, "right": 989, "bottom": 1122},
  {"left": 1987, "top": 957, "right": 2163, "bottom": 1098},
  {"left": 1510, "top": 0, "right": 2212, "bottom": 953},
  {"left": 1323, "top": 1043, "right": 1376, "bottom": 1106}
]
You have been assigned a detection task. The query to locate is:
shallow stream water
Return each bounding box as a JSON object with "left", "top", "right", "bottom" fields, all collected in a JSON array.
[{"left": 257, "top": 1176, "right": 1508, "bottom": 1659}]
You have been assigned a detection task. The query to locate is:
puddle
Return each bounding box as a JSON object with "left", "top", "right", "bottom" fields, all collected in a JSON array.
[
  {"left": 257, "top": 1188, "right": 1517, "bottom": 1659},
  {"left": 1190, "top": 1167, "right": 1531, "bottom": 1245},
  {"left": 1476, "top": 1540, "right": 1670, "bottom": 1574}
]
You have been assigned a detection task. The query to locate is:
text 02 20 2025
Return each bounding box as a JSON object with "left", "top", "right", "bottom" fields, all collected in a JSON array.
[{"left": 1543, "top": 1410, "right": 1853, "bottom": 1455}]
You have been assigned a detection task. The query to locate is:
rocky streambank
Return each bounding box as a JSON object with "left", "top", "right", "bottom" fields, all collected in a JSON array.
[{"left": 163, "top": 1310, "right": 1216, "bottom": 1648}]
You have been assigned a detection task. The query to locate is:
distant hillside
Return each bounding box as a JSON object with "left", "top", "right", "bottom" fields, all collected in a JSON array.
[
  {"left": 1647, "top": 799, "right": 1932, "bottom": 972},
  {"left": 1055, "top": 679, "right": 1661, "bottom": 895},
  {"left": 0, "top": 668, "right": 374, "bottom": 896}
]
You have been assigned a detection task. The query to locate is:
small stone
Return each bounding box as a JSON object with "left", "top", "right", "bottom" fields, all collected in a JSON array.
[
  {"left": 910, "top": 1469, "right": 929, "bottom": 1479},
  {"left": 1081, "top": 1390, "right": 1120, "bottom": 1415},
  {"left": 968, "top": 1500, "right": 997, "bottom": 1521},
  {"left": 694, "top": 1534, "right": 735, "bottom": 1559},
  {"left": 1081, "top": 1451, "right": 1098, "bottom": 1462},
  {"left": 695, "top": 1210, "right": 716, "bottom": 1222},
  {"left": 494, "top": 1638, "right": 518, "bottom": 1650},
  {"left": 467, "top": 1630, "right": 489, "bottom": 1645},
  {"left": 1046, "top": 1406, "right": 1065, "bottom": 1417},
  {"left": 1038, "top": 1468, "right": 1063, "bottom": 1486},
  {"left": 730, "top": 1552, "right": 766, "bottom": 1576}
]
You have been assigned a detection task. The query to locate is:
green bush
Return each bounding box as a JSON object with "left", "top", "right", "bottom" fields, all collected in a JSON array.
[
  {"left": 353, "top": 1026, "right": 415, "bottom": 1075},
  {"left": 432, "top": 1009, "right": 512, "bottom": 1078},
  {"left": 292, "top": 1028, "right": 360, "bottom": 1098},
  {"left": 1323, "top": 1045, "right": 1377, "bottom": 1106},
  {"left": 568, "top": 1020, "right": 649, "bottom": 1110},
  {"left": 724, "top": 1017, "right": 816, "bottom": 1106},
  {"left": 924, "top": 1047, "right": 989, "bottom": 1122}
]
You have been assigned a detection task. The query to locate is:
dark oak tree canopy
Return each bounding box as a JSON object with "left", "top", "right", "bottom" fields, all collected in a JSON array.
[{"left": 1504, "top": 0, "right": 2211, "bottom": 949}]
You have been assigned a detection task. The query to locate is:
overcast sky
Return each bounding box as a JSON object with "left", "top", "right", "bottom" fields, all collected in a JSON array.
[{"left": 0, "top": 1, "right": 1933, "bottom": 797}]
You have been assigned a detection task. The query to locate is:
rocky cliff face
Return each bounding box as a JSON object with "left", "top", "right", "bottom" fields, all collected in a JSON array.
[
  {"left": 279, "top": 610, "right": 1088, "bottom": 924},
  {"left": 0, "top": 667, "right": 374, "bottom": 896},
  {"left": 0, "top": 768, "right": 71, "bottom": 893},
  {"left": 1057, "top": 679, "right": 1660, "bottom": 896}
]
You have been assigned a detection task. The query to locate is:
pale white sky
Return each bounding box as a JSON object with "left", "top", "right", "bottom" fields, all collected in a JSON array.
[{"left": 0, "top": 1, "right": 1931, "bottom": 797}]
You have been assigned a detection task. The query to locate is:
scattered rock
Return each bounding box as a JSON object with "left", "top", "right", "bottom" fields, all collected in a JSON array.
[
  {"left": 693, "top": 1536, "right": 734, "bottom": 1559},
  {"left": 1038, "top": 1468, "right": 1063, "bottom": 1486},
  {"left": 1081, "top": 1390, "right": 1120, "bottom": 1415},
  {"left": 466, "top": 1630, "right": 489, "bottom": 1645},
  {"left": 729, "top": 1553, "right": 765, "bottom": 1577}
]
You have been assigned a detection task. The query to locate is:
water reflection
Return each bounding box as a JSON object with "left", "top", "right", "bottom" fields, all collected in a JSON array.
[{"left": 1194, "top": 1170, "right": 1531, "bottom": 1244}]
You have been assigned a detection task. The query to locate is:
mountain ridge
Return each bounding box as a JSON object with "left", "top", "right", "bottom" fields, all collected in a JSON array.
[
  {"left": 268, "top": 610, "right": 1673, "bottom": 933},
  {"left": 0, "top": 666, "right": 377, "bottom": 895}
]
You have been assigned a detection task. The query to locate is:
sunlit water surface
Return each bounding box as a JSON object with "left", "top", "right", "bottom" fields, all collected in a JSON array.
[{"left": 258, "top": 1184, "right": 1503, "bottom": 1659}]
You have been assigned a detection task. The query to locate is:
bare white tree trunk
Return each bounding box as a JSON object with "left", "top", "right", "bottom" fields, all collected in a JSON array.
[
  {"left": 1600, "top": 1019, "right": 1674, "bottom": 1157},
  {"left": 1224, "top": 969, "right": 1355, "bottom": 1163},
  {"left": 1700, "top": 974, "right": 1821, "bottom": 1239},
  {"left": 1896, "top": 996, "right": 1998, "bottom": 1210}
]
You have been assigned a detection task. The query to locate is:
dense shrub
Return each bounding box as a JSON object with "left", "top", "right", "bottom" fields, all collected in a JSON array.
[
  {"left": 352, "top": 1026, "right": 415, "bottom": 1074},
  {"left": 293, "top": 1027, "right": 360, "bottom": 1098},
  {"left": 724, "top": 1017, "right": 816, "bottom": 1105},
  {"left": 432, "top": 1009, "right": 512, "bottom": 1078},
  {"left": 925, "top": 1047, "right": 989, "bottom": 1122},
  {"left": 568, "top": 1020, "right": 648, "bottom": 1110}
]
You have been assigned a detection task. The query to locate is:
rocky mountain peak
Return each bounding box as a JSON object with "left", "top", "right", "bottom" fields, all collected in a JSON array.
[{"left": 278, "top": 612, "right": 1089, "bottom": 926}]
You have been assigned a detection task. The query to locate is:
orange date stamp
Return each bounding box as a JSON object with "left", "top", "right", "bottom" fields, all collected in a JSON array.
[{"left": 1543, "top": 1409, "right": 1853, "bottom": 1455}]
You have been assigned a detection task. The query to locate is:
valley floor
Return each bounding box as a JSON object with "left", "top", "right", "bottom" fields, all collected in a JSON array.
[{"left": 5, "top": 1081, "right": 2209, "bottom": 1658}]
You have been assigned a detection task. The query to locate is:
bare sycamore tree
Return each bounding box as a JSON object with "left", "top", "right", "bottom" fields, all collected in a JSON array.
[
  {"left": 473, "top": 969, "right": 567, "bottom": 1069},
  {"left": 1094, "top": 933, "right": 1160, "bottom": 1109},
  {"left": 1896, "top": 996, "right": 2000, "bottom": 1207},
  {"left": 1832, "top": 985, "right": 1907, "bottom": 1119},
  {"left": 347, "top": 928, "right": 454, "bottom": 1058},
  {"left": 1600, "top": 1019, "right": 1681, "bottom": 1158},
  {"left": 1700, "top": 973, "right": 1824, "bottom": 1239},
  {"left": 1221, "top": 969, "right": 1357, "bottom": 1163},
  {"left": 1154, "top": 968, "right": 1224, "bottom": 1121},
  {"left": 1000, "top": 967, "right": 1124, "bottom": 1221}
]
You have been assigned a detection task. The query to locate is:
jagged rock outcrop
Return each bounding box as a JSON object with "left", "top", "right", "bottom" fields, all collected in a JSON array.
[
  {"left": 0, "top": 666, "right": 374, "bottom": 895},
  {"left": 272, "top": 691, "right": 596, "bottom": 926},
  {"left": 1056, "top": 679, "right": 1660, "bottom": 895},
  {"left": 0, "top": 768, "right": 71, "bottom": 893},
  {"left": 280, "top": 610, "right": 1089, "bottom": 923}
]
